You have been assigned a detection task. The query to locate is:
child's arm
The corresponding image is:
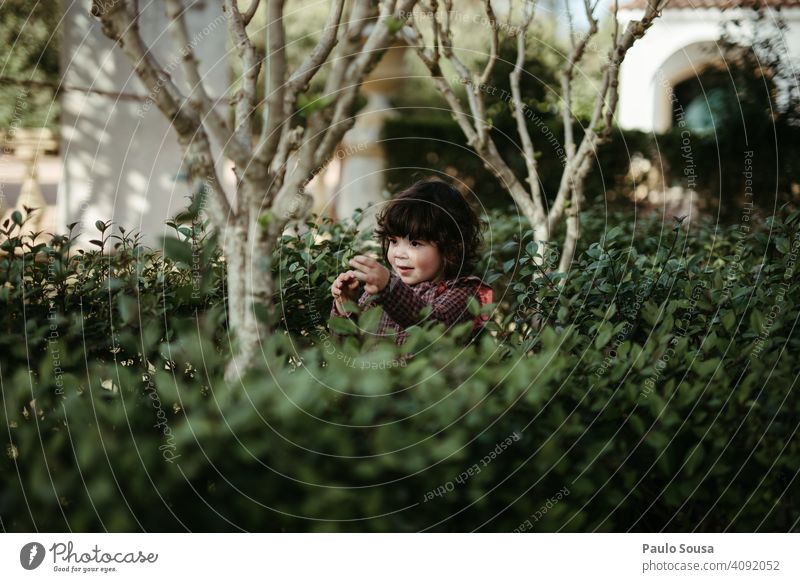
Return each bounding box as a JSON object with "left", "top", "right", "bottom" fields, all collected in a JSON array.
[
  {"left": 375, "top": 274, "right": 479, "bottom": 329},
  {"left": 346, "top": 255, "right": 479, "bottom": 329}
]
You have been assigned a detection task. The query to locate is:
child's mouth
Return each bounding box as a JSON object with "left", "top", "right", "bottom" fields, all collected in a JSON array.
[{"left": 396, "top": 266, "right": 413, "bottom": 275}]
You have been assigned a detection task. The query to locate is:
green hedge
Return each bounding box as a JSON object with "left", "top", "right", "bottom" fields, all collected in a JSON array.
[{"left": 1, "top": 203, "right": 799, "bottom": 531}]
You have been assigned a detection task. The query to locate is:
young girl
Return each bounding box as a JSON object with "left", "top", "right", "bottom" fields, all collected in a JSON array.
[{"left": 330, "top": 179, "right": 492, "bottom": 345}]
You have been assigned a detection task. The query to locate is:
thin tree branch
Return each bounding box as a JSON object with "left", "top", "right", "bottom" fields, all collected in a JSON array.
[
  {"left": 255, "top": 0, "right": 345, "bottom": 170},
  {"left": 165, "top": 0, "right": 246, "bottom": 163},
  {"left": 508, "top": 0, "right": 544, "bottom": 222},
  {"left": 478, "top": 0, "right": 498, "bottom": 88},
  {"left": 410, "top": 0, "right": 541, "bottom": 231},
  {"left": 91, "top": 0, "right": 233, "bottom": 224},
  {"left": 438, "top": 0, "right": 486, "bottom": 147},
  {"left": 242, "top": 0, "right": 260, "bottom": 25},
  {"left": 313, "top": 0, "right": 419, "bottom": 167},
  {"left": 225, "top": 0, "right": 262, "bottom": 154},
  {"left": 560, "top": 0, "right": 597, "bottom": 162},
  {"left": 548, "top": 0, "right": 665, "bottom": 234},
  {"left": 254, "top": 0, "right": 287, "bottom": 167},
  {"left": 406, "top": 16, "right": 478, "bottom": 146},
  {"left": 286, "top": 0, "right": 345, "bottom": 98},
  {"left": 0, "top": 75, "right": 144, "bottom": 101}
]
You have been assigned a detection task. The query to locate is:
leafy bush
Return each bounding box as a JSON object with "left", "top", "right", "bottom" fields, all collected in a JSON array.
[{"left": 1, "top": 202, "right": 799, "bottom": 532}]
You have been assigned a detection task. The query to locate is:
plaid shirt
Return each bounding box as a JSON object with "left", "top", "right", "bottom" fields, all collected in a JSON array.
[{"left": 330, "top": 273, "right": 492, "bottom": 345}]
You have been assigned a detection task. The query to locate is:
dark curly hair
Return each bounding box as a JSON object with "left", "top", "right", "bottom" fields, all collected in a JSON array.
[{"left": 374, "top": 179, "right": 484, "bottom": 279}]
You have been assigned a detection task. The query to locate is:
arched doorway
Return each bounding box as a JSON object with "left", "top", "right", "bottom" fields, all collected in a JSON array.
[{"left": 653, "top": 40, "right": 725, "bottom": 132}]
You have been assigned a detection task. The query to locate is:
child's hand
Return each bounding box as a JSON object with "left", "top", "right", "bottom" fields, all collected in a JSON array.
[
  {"left": 331, "top": 271, "right": 361, "bottom": 314},
  {"left": 349, "top": 255, "right": 391, "bottom": 295}
]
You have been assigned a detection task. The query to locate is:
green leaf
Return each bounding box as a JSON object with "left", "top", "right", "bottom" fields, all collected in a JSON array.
[
  {"left": 694, "top": 358, "right": 720, "bottom": 378},
  {"left": 383, "top": 15, "right": 405, "bottom": 34},
  {"left": 629, "top": 414, "right": 646, "bottom": 436},
  {"left": 162, "top": 237, "right": 193, "bottom": 265},
  {"left": 750, "top": 309, "right": 764, "bottom": 333},
  {"left": 11, "top": 210, "right": 23, "bottom": 226},
  {"left": 359, "top": 307, "right": 383, "bottom": 334},
  {"left": 258, "top": 212, "right": 273, "bottom": 229},
  {"left": 641, "top": 301, "right": 661, "bottom": 327},
  {"left": 467, "top": 295, "right": 480, "bottom": 317},
  {"left": 297, "top": 93, "right": 335, "bottom": 117},
  {"left": 328, "top": 316, "right": 358, "bottom": 336},
  {"left": 595, "top": 326, "right": 612, "bottom": 349},
  {"left": 539, "top": 326, "right": 559, "bottom": 349},
  {"left": 605, "top": 226, "right": 623, "bottom": 241},
  {"left": 117, "top": 295, "right": 138, "bottom": 325},
  {"left": 722, "top": 310, "right": 735, "bottom": 332},
  {"left": 684, "top": 445, "right": 704, "bottom": 476},
  {"left": 646, "top": 430, "right": 670, "bottom": 452}
]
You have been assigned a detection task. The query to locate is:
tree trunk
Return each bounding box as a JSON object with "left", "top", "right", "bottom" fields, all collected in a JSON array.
[
  {"left": 558, "top": 185, "right": 583, "bottom": 275},
  {"left": 222, "top": 180, "right": 278, "bottom": 384}
]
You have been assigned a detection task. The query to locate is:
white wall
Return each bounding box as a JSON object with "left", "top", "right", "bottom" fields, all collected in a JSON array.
[
  {"left": 58, "top": 0, "right": 230, "bottom": 245},
  {"left": 617, "top": 8, "right": 800, "bottom": 133}
]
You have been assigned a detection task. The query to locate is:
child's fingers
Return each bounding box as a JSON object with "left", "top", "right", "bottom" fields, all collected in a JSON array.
[
  {"left": 350, "top": 255, "right": 377, "bottom": 269},
  {"left": 348, "top": 263, "right": 368, "bottom": 277}
]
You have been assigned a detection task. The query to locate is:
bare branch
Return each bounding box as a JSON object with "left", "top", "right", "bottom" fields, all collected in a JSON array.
[
  {"left": 591, "top": 0, "right": 664, "bottom": 132},
  {"left": 285, "top": 0, "right": 345, "bottom": 98},
  {"left": 478, "top": 1, "right": 499, "bottom": 87},
  {"left": 313, "top": 0, "right": 419, "bottom": 166},
  {"left": 508, "top": 0, "right": 544, "bottom": 221},
  {"left": 602, "top": 0, "right": 622, "bottom": 132},
  {"left": 225, "top": 0, "right": 262, "bottom": 154},
  {"left": 438, "top": 0, "right": 487, "bottom": 147},
  {"left": 91, "top": 0, "right": 233, "bottom": 224},
  {"left": 406, "top": 17, "right": 478, "bottom": 145},
  {"left": 468, "top": 0, "right": 499, "bottom": 146},
  {"left": 542, "top": 0, "right": 600, "bottom": 235},
  {"left": 165, "top": 0, "right": 246, "bottom": 163},
  {"left": 242, "top": 0, "right": 260, "bottom": 26},
  {"left": 410, "top": 0, "right": 541, "bottom": 231},
  {"left": 254, "top": 0, "right": 287, "bottom": 167},
  {"left": 548, "top": 0, "right": 666, "bottom": 233},
  {"left": 561, "top": 0, "right": 598, "bottom": 161},
  {"left": 256, "top": 0, "right": 346, "bottom": 172}
]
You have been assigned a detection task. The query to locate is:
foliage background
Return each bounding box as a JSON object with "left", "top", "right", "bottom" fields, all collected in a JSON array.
[{"left": 2, "top": 202, "right": 798, "bottom": 532}]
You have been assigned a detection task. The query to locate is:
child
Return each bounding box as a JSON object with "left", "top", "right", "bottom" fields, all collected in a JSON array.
[{"left": 330, "top": 179, "right": 493, "bottom": 345}]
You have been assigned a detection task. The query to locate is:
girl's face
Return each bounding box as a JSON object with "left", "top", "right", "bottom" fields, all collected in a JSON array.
[{"left": 387, "top": 236, "right": 444, "bottom": 285}]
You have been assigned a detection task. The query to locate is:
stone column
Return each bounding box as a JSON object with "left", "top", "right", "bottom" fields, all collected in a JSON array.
[{"left": 334, "top": 43, "right": 408, "bottom": 230}]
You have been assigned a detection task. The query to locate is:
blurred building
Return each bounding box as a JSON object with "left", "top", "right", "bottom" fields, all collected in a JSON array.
[{"left": 618, "top": 0, "right": 800, "bottom": 133}]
